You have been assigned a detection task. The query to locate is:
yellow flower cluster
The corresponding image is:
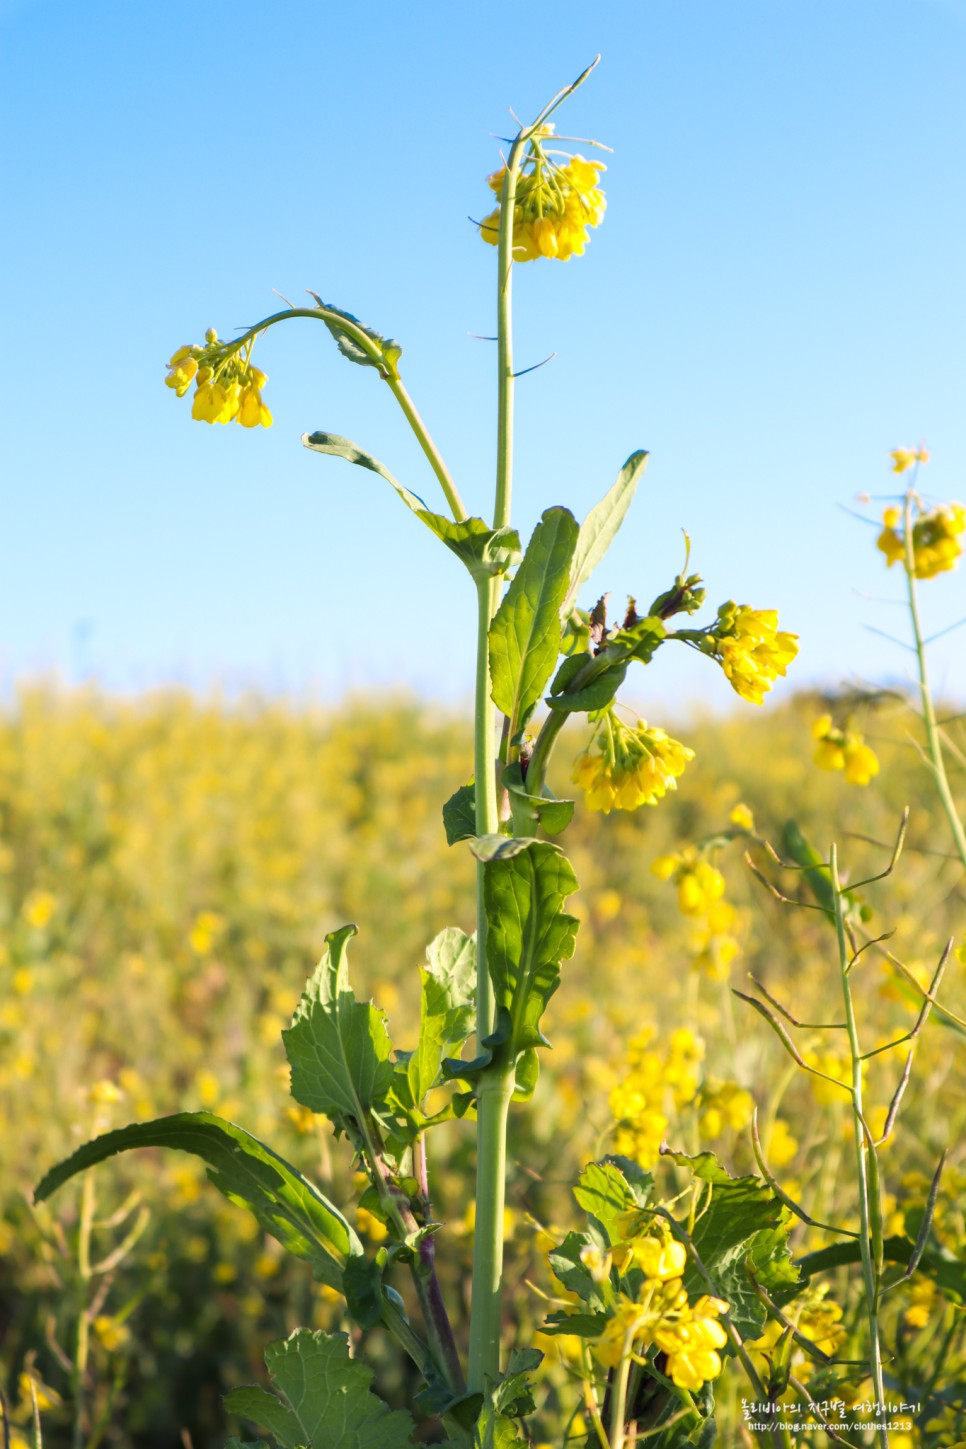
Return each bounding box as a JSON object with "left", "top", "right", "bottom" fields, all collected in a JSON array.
[
  {"left": 651, "top": 849, "right": 743, "bottom": 980},
  {"left": 480, "top": 151, "right": 606, "bottom": 262},
  {"left": 707, "top": 603, "right": 799, "bottom": 705},
  {"left": 165, "top": 329, "right": 272, "bottom": 428},
  {"left": 572, "top": 715, "right": 694, "bottom": 814},
  {"left": 609, "top": 1026, "right": 704, "bottom": 1166},
  {"left": 812, "top": 714, "right": 880, "bottom": 785},
  {"left": 877, "top": 501, "right": 965, "bottom": 579},
  {"left": 891, "top": 446, "right": 930, "bottom": 473},
  {"left": 585, "top": 1227, "right": 729, "bottom": 1391},
  {"left": 698, "top": 1078, "right": 754, "bottom": 1139}
]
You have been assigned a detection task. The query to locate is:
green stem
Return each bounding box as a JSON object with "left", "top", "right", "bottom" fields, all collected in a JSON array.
[
  {"left": 467, "top": 1067, "right": 514, "bottom": 1392},
  {"left": 386, "top": 373, "right": 467, "bottom": 521},
  {"left": 474, "top": 577, "right": 501, "bottom": 1040},
  {"left": 903, "top": 492, "right": 966, "bottom": 871},
  {"left": 830, "top": 845, "right": 887, "bottom": 1449},
  {"left": 219, "top": 305, "right": 466, "bottom": 521},
  {"left": 72, "top": 1172, "right": 95, "bottom": 1449}
]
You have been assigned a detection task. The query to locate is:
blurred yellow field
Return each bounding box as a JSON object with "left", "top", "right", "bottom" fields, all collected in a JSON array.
[{"left": 2, "top": 684, "right": 962, "bottom": 1446}]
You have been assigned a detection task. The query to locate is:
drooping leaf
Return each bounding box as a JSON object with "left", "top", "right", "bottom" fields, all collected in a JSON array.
[
  {"left": 226, "top": 1329, "right": 417, "bottom": 1449},
  {"left": 484, "top": 841, "right": 579, "bottom": 1059},
  {"left": 573, "top": 1158, "right": 654, "bottom": 1246},
  {"left": 663, "top": 1149, "right": 801, "bottom": 1338},
  {"left": 546, "top": 653, "right": 627, "bottom": 715},
  {"left": 302, "top": 434, "right": 519, "bottom": 579},
  {"left": 489, "top": 507, "right": 579, "bottom": 732},
  {"left": 469, "top": 834, "right": 541, "bottom": 863},
  {"left": 781, "top": 820, "right": 863, "bottom": 923},
  {"left": 442, "top": 783, "right": 477, "bottom": 845},
  {"left": 561, "top": 451, "right": 648, "bottom": 617},
  {"left": 308, "top": 299, "right": 403, "bottom": 375},
  {"left": 283, "top": 926, "right": 395, "bottom": 1137},
  {"left": 35, "top": 1113, "right": 359, "bottom": 1292},
  {"left": 406, "top": 928, "right": 476, "bottom": 1107}
]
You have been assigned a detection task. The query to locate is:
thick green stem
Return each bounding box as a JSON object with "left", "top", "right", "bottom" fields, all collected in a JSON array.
[
  {"left": 903, "top": 493, "right": 966, "bottom": 871},
  {"left": 467, "top": 1067, "right": 514, "bottom": 1392},
  {"left": 830, "top": 846, "right": 887, "bottom": 1449}
]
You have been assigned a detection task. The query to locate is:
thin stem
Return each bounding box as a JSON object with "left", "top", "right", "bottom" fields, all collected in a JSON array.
[
  {"left": 830, "top": 846, "right": 887, "bottom": 1449},
  {"left": 903, "top": 492, "right": 966, "bottom": 871},
  {"left": 467, "top": 1067, "right": 515, "bottom": 1391},
  {"left": 72, "top": 1172, "right": 96, "bottom": 1449},
  {"left": 386, "top": 373, "right": 466, "bottom": 521},
  {"left": 609, "top": 1332, "right": 636, "bottom": 1449}
]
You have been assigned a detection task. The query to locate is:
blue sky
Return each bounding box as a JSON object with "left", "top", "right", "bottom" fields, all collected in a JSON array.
[{"left": 3, "top": 0, "right": 965, "bottom": 712}]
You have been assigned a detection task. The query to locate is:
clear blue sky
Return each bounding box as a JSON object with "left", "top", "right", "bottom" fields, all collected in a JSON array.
[{"left": 3, "top": 0, "right": 965, "bottom": 712}]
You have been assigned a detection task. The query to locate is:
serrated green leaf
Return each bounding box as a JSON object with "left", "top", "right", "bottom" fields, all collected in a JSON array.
[
  {"left": 492, "top": 1348, "right": 543, "bottom": 1419},
  {"left": 473, "top": 1404, "right": 529, "bottom": 1449},
  {"left": 547, "top": 1230, "right": 608, "bottom": 1311},
  {"left": 226, "top": 1330, "right": 417, "bottom": 1449},
  {"left": 490, "top": 507, "right": 579, "bottom": 733},
  {"left": 546, "top": 653, "right": 627, "bottom": 714},
  {"left": 34, "top": 1112, "right": 359, "bottom": 1292},
  {"left": 442, "top": 783, "right": 476, "bottom": 845},
  {"left": 485, "top": 841, "right": 579, "bottom": 1059},
  {"left": 406, "top": 928, "right": 476, "bottom": 1107},
  {"left": 562, "top": 451, "right": 648, "bottom": 617},
  {"left": 283, "top": 926, "right": 395, "bottom": 1138},
  {"left": 663, "top": 1148, "right": 800, "bottom": 1337},
  {"left": 573, "top": 1159, "right": 654, "bottom": 1246}
]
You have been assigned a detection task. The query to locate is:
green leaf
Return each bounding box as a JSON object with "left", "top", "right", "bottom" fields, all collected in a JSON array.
[
  {"left": 283, "top": 926, "right": 395, "bottom": 1138},
  {"left": 309, "top": 299, "right": 403, "bottom": 375},
  {"left": 492, "top": 1348, "right": 543, "bottom": 1419},
  {"left": 406, "top": 928, "right": 476, "bottom": 1107},
  {"left": 469, "top": 834, "right": 541, "bottom": 863},
  {"left": 342, "top": 1254, "right": 384, "bottom": 1329},
  {"left": 663, "top": 1149, "right": 800, "bottom": 1338},
  {"left": 546, "top": 1230, "right": 609, "bottom": 1311},
  {"left": 302, "top": 434, "right": 518, "bottom": 579},
  {"left": 562, "top": 451, "right": 648, "bottom": 617},
  {"left": 419, "top": 514, "right": 522, "bottom": 579},
  {"left": 489, "top": 507, "right": 579, "bottom": 732},
  {"left": 473, "top": 1404, "right": 529, "bottom": 1449},
  {"left": 34, "top": 1113, "right": 359, "bottom": 1292},
  {"left": 484, "top": 841, "right": 579, "bottom": 1059},
  {"left": 798, "top": 1236, "right": 966, "bottom": 1304},
  {"left": 502, "top": 763, "right": 574, "bottom": 836},
  {"left": 226, "top": 1329, "right": 417, "bottom": 1449},
  {"left": 442, "top": 783, "right": 476, "bottom": 845},
  {"left": 573, "top": 1158, "right": 654, "bottom": 1247},
  {"left": 546, "top": 653, "right": 627, "bottom": 715},
  {"left": 781, "top": 820, "right": 862, "bottom": 922}
]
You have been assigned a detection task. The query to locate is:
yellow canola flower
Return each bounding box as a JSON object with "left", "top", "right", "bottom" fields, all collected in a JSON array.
[
  {"left": 877, "top": 500, "right": 965, "bottom": 579},
  {"left": 166, "top": 331, "right": 273, "bottom": 429},
  {"left": 891, "top": 446, "right": 930, "bottom": 473},
  {"left": 652, "top": 850, "right": 726, "bottom": 917},
  {"left": 572, "top": 715, "right": 694, "bottom": 815},
  {"left": 480, "top": 152, "right": 607, "bottom": 263},
  {"left": 710, "top": 603, "right": 799, "bottom": 705},
  {"left": 654, "top": 1294, "right": 729, "bottom": 1391},
  {"left": 812, "top": 714, "right": 880, "bottom": 786},
  {"left": 21, "top": 888, "right": 57, "bottom": 928}
]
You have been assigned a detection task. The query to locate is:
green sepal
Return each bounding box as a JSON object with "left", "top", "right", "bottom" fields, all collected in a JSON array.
[
  {"left": 225, "top": 1329, "right": 418, "bottom": 1448},
  {"left": 308, "top": 297, "right": 403, "bottom": 377},
  {"left": 442, "top": 783, "right": 476, "bottom": 845},
  {"left": 561, "top": 450, "right": 648, "bottom": 617},
  {"left": 283, "top": 926, "right": 395, "bottom": 1140},
  {"left": 489, "top": 507, "right": 579, "bottom": 732},
  {"left": 547, "top": 653, "right": 627, "bottom": 714},
  {"left": 34, "top": 1112, "right": 360, "bottom": 1293},
  {"left": 501, "top": 763, "right": 574, "bottom": 836}
]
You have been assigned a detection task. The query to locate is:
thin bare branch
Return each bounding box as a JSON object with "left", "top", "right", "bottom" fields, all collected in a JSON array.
[
  {"left": 848, "top": 808, "right": 909, "bottom": 888},
  {"left": 746, "top": 974, "right": 846, "bottom": 1030}
]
